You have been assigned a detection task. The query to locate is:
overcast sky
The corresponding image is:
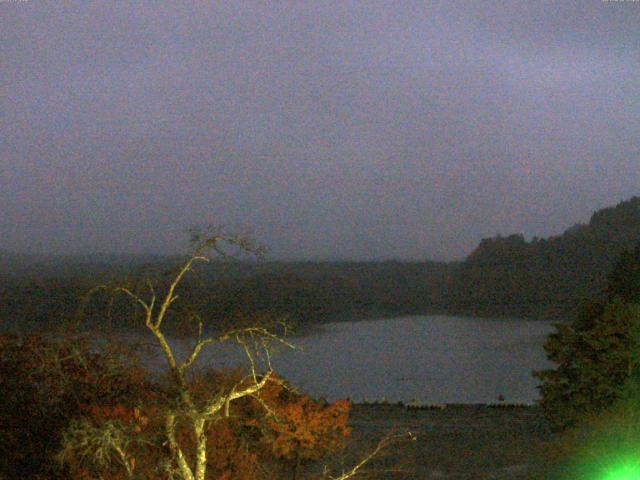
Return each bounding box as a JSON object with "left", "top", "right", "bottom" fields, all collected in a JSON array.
[{"left": 2, "top": 1, "right": 639, "bottom": 260}]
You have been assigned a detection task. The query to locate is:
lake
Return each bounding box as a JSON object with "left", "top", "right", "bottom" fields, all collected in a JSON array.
[{"left": 157, "top": 315, "right": 558, "bottom": 405}]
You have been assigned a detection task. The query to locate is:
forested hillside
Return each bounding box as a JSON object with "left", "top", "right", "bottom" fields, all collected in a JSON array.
[
  {"left": 1, "top": 197, "right": 638, "bottom": 326},
  {"left": 446, "top": 196, "right": 640, "bottom": 318}
]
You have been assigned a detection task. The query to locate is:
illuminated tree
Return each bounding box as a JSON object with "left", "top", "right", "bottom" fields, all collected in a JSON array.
[
  {"left": 53, "top": 229, "right": 406, "bottom": 479},
  {"left": 61, "top": 230, "right": 300, "bottom": 480}
]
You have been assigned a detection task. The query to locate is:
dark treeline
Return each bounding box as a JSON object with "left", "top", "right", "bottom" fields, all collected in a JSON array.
[
  {"left": 1, "top": 196, "right": 639, "bottom": 328},
  {"left": 0, "top": 260, "right": 452, "bottom": 333},
  {"left": 447, "top": 196, "right": 640, "bottom": 319}
]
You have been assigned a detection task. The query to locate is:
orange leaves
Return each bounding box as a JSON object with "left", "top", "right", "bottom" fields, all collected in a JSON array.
[
  {"left": 189, "top": 373, "right": 352, "bottom": 478},
  {"left": 0, "top": 333, "right": 154, "bottom": 479},
  {"left": 259, "top": 382, "right": 351, "bottom": 461},
  {"left": 205, "top": 419, "right": 262, "bottom": 480},
  {"left": 1, "top": 332, "right": 352, "bottom": 479}
]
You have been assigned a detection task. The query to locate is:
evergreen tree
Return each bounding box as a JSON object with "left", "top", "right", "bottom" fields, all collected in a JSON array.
[{"left": 534, "top": 243, "right": 640, "bottom": 431}]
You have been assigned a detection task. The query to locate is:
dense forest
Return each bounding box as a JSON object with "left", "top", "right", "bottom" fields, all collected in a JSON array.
[
  {"left": 447, "top": 196, "right": 640, "bottom": 318},
  {"left": 1, "top": 196, "right": 639, "bottom": 328}
]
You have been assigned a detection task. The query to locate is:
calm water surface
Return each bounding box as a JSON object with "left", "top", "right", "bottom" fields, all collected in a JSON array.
[{"left": 156, "top": 315, "right": 557, "bottom": 405}]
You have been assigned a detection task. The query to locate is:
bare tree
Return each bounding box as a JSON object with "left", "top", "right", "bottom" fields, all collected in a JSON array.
[
  {"left": 322, "top": 432, "right": 417, "bottom": 480},
  {"left": 100, "top": 230, "right": 291, "bottom": 480},
  {"left": 57, "top": 228, "right": 413, "bottom": 480}
]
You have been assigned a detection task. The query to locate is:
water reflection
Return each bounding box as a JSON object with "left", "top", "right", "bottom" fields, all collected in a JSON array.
[{"left": 147, "top": 315, "right": 557, "bottom": 404}]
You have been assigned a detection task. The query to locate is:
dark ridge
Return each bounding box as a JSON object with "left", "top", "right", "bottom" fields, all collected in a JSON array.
[{"left": 1, "top": 196, "right": 639, "bottom": 327}]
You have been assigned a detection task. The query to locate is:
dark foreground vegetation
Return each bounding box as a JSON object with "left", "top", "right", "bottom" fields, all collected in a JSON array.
[
  {"left": 529, "top": 239, "right": 640, "bottom": 479},
  {"left": 1, "top": 197, "right": 639, "bottom": 328},
  {"left": 0, "top": 330, "right": 353, "bottom": 479}
]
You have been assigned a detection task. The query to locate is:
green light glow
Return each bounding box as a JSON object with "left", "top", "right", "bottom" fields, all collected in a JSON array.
[{"left": 602, "top": 459, "right": 640, "bottom": 480}]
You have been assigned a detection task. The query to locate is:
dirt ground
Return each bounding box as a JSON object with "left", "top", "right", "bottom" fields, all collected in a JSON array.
[{"left": 335, "top": 404, "right": 551, "bottom": 480}]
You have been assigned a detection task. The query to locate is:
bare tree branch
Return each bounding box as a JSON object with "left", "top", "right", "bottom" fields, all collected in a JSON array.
[{"left": 325, "top": 432, "right": 417, "bottom": 480}]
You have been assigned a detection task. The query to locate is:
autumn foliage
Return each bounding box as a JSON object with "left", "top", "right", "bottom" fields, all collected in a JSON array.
[
  {"left": 0, "top": 332, "right": 351, "bottom": 479},
  {"left": 0, "top": 233, "right": 363, "bottom": 479},
  {"left": 0, "top": 332, "right": 150, "bottom": 479}
]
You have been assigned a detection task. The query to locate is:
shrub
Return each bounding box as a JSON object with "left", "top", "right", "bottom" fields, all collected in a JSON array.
[{"left": 0, "top": 332, "right": 149, "bottom": 479}]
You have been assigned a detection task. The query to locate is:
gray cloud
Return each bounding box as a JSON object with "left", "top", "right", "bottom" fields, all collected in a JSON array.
[{"left": 2, "top": 0, "right": 639, "bottom": 260}]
